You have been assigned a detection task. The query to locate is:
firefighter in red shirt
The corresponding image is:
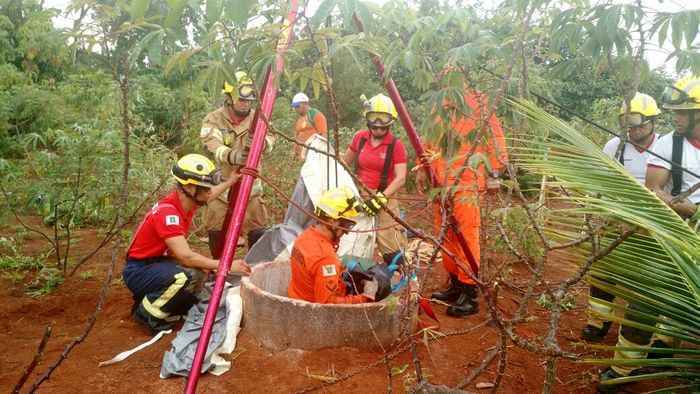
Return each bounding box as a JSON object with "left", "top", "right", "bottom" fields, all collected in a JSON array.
[
  {"left": 288, "top": 187, "right": 381, "bottom": 304},
  {"left": 342, "top": 94, "right": 408, "bottom": 265},
  {"left": 123, "top": 154, "right": 251, "bottom": 333}
]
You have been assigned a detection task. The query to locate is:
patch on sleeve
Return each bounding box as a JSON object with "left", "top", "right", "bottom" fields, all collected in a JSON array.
[
  {"left": 321, "top": 264, "right": 337, "bottom": 277},
  {"left": 165, "top": 215, "right": 180, "bottom": 226}
]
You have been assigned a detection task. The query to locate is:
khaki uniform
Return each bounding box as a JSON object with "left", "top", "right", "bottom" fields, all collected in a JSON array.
[{"left": 200, "top": 106, "right": 271, "bottom": 236}]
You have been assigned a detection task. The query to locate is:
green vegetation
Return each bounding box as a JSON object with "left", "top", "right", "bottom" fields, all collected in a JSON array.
[{"left": 0, "top": 0, "right": 698, "bottom": 391}]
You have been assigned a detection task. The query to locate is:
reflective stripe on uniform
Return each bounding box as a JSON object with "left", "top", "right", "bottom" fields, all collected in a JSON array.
[
  {"left": 141, "top": 272, "right": 189, "bottom": 319},
  {"left": 652, "top": 316, "right": 678, "bottom": 347},
  {"left": 215, "top": 145, "right": 231, "bottom": 164},
  {"left": 587, "top": 297, "right": 613, "bottom": 329},
  {"left": 611, "top": 328, "right": 652, "bottom": 376}
]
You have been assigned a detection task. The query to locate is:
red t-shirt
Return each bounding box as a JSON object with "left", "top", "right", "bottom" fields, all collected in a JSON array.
[
  {"left": 127, "top": 190, "right": 197, "bottom": 260},
  {"left": 349, "top": 130, "right": 408, "bottom": 190}
]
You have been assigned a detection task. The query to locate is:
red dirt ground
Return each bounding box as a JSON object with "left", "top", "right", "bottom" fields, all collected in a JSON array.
[{"left": 1, "top": 212, "right": 626, "bottom": 394}]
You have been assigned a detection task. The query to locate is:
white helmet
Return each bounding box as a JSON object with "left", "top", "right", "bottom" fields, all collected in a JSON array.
[{"left": 292, "top": 92, "right": 310, "bottom": 107}]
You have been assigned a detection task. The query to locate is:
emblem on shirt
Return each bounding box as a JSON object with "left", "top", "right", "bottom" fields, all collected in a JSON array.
[
  {"left": 165, "top": 215, "right": 180, "bottom": 226},
  {"left": 321, "top": 264, "right": 337, "bottom": 277}
]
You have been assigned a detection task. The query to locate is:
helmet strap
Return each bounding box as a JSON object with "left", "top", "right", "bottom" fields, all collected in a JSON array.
[{"left": 178, "top": 184, "right": 208, "bottom": 207}]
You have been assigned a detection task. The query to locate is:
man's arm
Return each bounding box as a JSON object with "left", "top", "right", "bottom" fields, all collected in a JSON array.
[
  {"left": 165, "top": 236, "right": 250, "bottom": 274},
  {"left": 207, "top": 174, "right": 240, "bottom": 202},
  {"left": 646, "top": 165, "right": 697, "bottom": 218},
  {"left": 313, "top": 258, "right": 368, "bottom": 304}
]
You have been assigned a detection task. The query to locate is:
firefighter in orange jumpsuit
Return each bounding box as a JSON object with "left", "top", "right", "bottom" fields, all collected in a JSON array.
[
  {"left": 288, "top": 187, "right": 381, "bottom": 304},
  {"left": 418, "top": 88, "right": 508, "bottom": 317}
]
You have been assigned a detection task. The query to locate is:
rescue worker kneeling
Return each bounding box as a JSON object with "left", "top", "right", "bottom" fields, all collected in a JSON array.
[
  {"left": 123, "top": 154, "right": 251, "bottom": 334},
  {"left": 288, "top": 187, "right": 389, "bottom": 304}
]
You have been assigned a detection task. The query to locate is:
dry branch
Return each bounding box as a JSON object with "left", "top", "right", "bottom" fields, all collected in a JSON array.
[
  {"left": 28, "top": 241, "right": 120, "bottom": 393},
  {"left": 12, "top": 325, "right": 52, "bottom": 394}
]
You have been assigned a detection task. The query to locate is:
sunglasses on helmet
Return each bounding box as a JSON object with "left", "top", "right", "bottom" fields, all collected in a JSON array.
[
  {"left": 618, "top": 113, "right": 651, "bottom": 129},
  {"left": 662, "top": 85, "right": 700, "bottom": 106},
  {"left": 238, "top": 84, "right": 257, "bottom": 101},
  {"left": 366, "top": 112, "right": 394, "bottom": 128}
]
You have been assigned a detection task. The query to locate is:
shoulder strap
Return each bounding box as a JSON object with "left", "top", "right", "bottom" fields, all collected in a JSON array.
[
  {"left": 618, "top": 140, "right": 626, "bottom": 165},
  {"left": 671, "top": 134, "right": 684, "bottom": 196},
  {"left": 355, "top": 136, "right": 368, "bottom": 174},
  {"left": 378, "top": 137, "right": 397, "bottom": 192}
]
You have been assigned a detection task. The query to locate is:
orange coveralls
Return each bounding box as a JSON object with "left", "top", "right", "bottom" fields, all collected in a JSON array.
[
  {"left": 288, "top": 226, "right": 368, "bottom": 304},
  {"left": 427, "top": 90, "right": 508, "bottom": 285},
  {"left": 294, "top": 107, "right": 327, "bottom": 159}
]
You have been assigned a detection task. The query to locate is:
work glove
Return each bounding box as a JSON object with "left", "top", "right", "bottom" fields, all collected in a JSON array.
[
  {"left": 211, "top": 169, "right": 224, "bottom": 185},
  {"left": 228, "top": 148, "right": 249, "bottom": 166},
  {"left": 362, "top": 278, "right": 379, "bottom": 301},
  {"left": 363, "top": 192, "right": 387, "bottom": 216}
]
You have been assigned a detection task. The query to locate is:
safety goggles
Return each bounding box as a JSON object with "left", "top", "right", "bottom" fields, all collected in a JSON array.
[
  {"left": 618, "top": 113, "right": 651, "bottom": 129},
  {"left": 662, "top": 85, "right": 699, "bottom": 106},
  {"left": 238, "top": 84, "right": 257, "bottom": 101},
  {"left": 366, "top": 112, "right": 394, "bottom": 128},
  {"left": 172, "top": 165, "right": 215, "bottom": 187}
]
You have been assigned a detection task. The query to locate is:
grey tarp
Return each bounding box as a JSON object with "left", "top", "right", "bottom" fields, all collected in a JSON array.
[
  {"left": 244, "top": 178, "right": 313, "bottom": 264},
  {"left": 160, "top": 283, "right": 234, "bottom": 378}
]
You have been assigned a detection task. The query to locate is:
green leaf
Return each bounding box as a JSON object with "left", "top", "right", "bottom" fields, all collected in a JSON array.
[
  {"left": 164, "top": 0, "right": 186, "bottom": 29},
  {"left": 129, "top": 0, "right": 150, "bottom": 20},
  {"left": 657, "top": 17, "right": 670, "bottom": 48},
  {"left": 127, "top": 29, "right": 164, "bottom": 67},
  {"left": 310, "top": 0, "right": 337, "bottom": 28},
  {"left": 225, "top": 0, "right": 254, "bottom": 27},
  {"left": 686, "top": 11, "right": 699, "bottom": 49},
  {"left": 206, "top": 0, "right": 223, "bottom": 27},
  {"left": 671, "top": 14, "right": 684, "bottom": 48}
]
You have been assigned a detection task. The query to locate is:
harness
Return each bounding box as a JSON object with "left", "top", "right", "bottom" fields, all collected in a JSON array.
[
  {"left": 671, "top": 133, "right": 684, "bottom": 196},
  {"left": 356, "top": 134, "right": 397, "bottom": 192}
]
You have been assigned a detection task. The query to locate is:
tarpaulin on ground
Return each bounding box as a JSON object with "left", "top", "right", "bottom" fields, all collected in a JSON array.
[{"left": 160, "top": 284, "right": 242, "bottom": 378}]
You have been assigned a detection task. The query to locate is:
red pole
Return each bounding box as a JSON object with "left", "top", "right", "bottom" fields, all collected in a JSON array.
[
  {"left": 351, "top": 14, "right": 479, "bottom": 276},
  {"left": 184, "top": 2, "right": 299, "bottom": 392}
]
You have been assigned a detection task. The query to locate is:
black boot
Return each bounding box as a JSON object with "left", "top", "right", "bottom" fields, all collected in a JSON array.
[
  {"left": 133, "top": 303, "right": 175, "bottom": 334},
  {"left": 208, "top": 230, "right": 223, "bottom": 259},
  {"left": 581, "top": 321, "right": 612, "bottom": 342},
  {"left": 446, "top": 284, "right": 479, "bottom": 317},
  {"left": 431, "top": 275, "right": 461, "bottom": 302}
]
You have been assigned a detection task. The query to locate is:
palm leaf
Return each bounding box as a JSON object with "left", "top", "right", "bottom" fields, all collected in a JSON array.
[{"left": 508, "top": 98, "right": 700, "bottom": 388}]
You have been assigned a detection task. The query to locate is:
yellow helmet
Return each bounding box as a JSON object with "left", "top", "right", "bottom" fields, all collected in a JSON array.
[
  {"left": 316, "top": 187, "right": 361, "bottom": 221},
  {"left": 172, "top": 154, "right": 217, "bottom": 188},
  {"left": 662, "top": 75, "right": 700, "bottom": 110},
  {"left": 620, "top": 93, "right": 661, "bottom": 117},
  {"left": 365, "top": 94, "right": 398, "bottom": 127},
  {"left": 222, "top": 71, "right": 256, "bottom": 101},
  {"left": 618, "top": 92, "right": 661, "bottom": 129}
]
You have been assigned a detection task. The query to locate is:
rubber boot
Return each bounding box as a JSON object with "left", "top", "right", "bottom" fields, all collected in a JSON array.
[
  {"left": 581, "top": 321, "right": 612, "bottom": 342},
  {"left": 431, "top": 275, "right": 461, "bottom": 303},
  {"left": 208, "top": 230, "right": 223, "bottom": 259},
  {"left": 133, "top": 303, "right": 175, "bottom": 334},
  {"left": 597, "top": 368, "right": 623, "bottom": 393},
  {"left": 446, "top": 284, "right": 479, "bottom": 317}
]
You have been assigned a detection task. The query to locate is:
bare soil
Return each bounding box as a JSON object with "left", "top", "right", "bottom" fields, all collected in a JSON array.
[{"left": 1, "top": 208, "right": 625, "bottom": 394}]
